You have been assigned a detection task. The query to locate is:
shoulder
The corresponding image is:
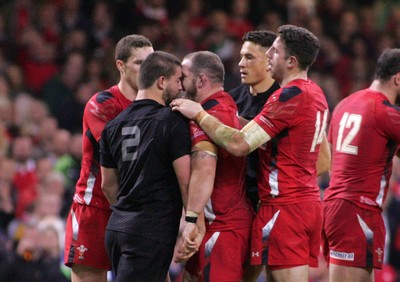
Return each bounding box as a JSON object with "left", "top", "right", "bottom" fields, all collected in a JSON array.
[
  {"left": 278, "top": 86, "right": 303, "bottom": 102},
  {"left": 161, "top": 107, "right": 189, "bottom": 124},
  {"left": 228, "top": 84, "right": 248, "bottom": 100},
  {"left": 203, "top": 93, "right": 238, "bottom": 116}
]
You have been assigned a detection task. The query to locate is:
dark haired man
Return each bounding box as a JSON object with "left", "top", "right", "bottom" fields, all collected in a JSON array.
[
  {"left": 323, "top": 48, "right": 400, "bottom": 282},
  {"left": 100, "top": 51, "right": 191, "bottom": 281},
  {"left": 229, "top": 30, "right": 280, "bottom": 212}
]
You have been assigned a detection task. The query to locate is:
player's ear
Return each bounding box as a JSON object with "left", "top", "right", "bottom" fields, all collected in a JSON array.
[
  {"left": 116, "top": 60, "right": 125, "bottom": 73},
  {"left": 157, "top": 76, "right": 166, "bottom": 90},
  {"left": 197, "top": 73, "right": 206, "bottom": 88},
  {"left": 394, "top": 72, "right": 400, "bottom": 86},
  {"left": 288, "top": 56, "right": 297, "bottom": 69}
]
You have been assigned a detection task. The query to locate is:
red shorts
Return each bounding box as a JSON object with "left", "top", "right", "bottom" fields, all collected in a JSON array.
[
  {"left": 323, "top": 199, "right": 385, "bottom": 269},
  {"left": 64, "top": 202, "right": 111, "bottom": 270},
  {"left": 185, "top": 227, "right": 251, "bottom": 281},
  {"left": 250, "top": 201, "right": 322, "bottom": 270}
]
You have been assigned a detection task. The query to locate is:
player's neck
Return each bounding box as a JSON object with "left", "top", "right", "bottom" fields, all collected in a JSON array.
[
  {"left": 118, "top": 81, "right": 138, "bottom": 101},
  {"left": 196, "top": 85, "right": 224, "bottom": 103},
  {"left": 369, "top": 80, "right": 397, "bottom": 104},
  {"left": 280, "top": 70, "right": 308, "bottom": 87},
  {"left": 136, "top": 89, "right": 166, "bottom": 105},
  {"left": 249, "top": 75, "right": 275, "bottom": 96}
]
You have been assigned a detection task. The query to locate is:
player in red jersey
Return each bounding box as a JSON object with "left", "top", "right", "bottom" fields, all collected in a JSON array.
[
  {"left": 64, "top": 35, "right": 153, "bottom": 282},
  {"left": 323, "top": 48, "right": 400, "bottom": 282},
  {"left": 174, "top": 51, "right": 254, "bottom": 281},
  {"left": 171, "top": 25, "right": 329, "bottom": 282}
]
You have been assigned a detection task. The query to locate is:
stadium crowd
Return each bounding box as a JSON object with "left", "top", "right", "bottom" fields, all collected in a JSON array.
[{"left": 0, "top": 0, "right": 399, "bottom": 281}]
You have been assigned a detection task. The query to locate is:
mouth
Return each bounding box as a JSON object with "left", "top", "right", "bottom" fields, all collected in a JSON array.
[{"left": 240, "top": 71, "right": 247, "bottom": 79}]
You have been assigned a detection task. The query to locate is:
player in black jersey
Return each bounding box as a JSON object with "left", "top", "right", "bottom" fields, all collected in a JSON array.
[
  {"left": 100, "top": 51, "right": 191, "bottom": 282},
  {"left": 229, "top": 30, "right": 280, "bottom": 212}
]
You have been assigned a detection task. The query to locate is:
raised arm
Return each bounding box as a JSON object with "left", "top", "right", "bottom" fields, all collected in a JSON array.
[{"left": 171, "top": 99, "right": 271, "bottom": 156}]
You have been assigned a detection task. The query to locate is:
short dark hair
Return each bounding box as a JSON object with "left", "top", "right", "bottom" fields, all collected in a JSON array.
[
  {"left": 277, "top": 25, "right": 320, "bottom": 70},
  {"left": 242, "top": 30, "right": 277, "bottom": 48},
  {"left": 115, "top": 34, "right": 152, "bottom": 62},
  {"left": 184, "top": 51, "right": 224, "bottom": 85},
  {"left": 375, "top": 48, "right": 400, "bottom": 81},
  {"left": 138, "top": 51, "right": 181, "bottom": 89}
]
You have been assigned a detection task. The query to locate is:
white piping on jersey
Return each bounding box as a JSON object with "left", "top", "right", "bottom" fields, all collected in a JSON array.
[
  {"left": 376, "top": 175, "right": 386, "bottom": 208},
  {"left": 262, "top": 210, "right": 280, "bottom": 243},
  {"left": 357, "top": 214, "right": 373, "bottom": 243},
  {"left": 72, "top": 210, "right": 79, "bottom": 241},
  {"left": 83, "top": 172, "right": 95, "bottom": 205},
  {"left": 205, "top": 198, "right": 216, "bottom": 225},
  {"left": 269, "top": 169, "right": 279, "bottom": 197},
  {"left": 205, "top": 232, "right": 220, "bottom": 258}
]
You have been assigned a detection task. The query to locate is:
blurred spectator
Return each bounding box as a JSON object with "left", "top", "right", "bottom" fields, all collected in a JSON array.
[
  {"left": 0, "top": 222, "right": 68, "bottom": 282},
  {"left": 41, "top": 51, "right": 85, "bottom": 132},
  {"left": 6, "top": 64, "right": 29, "bottom": 98},
  {"left": 227, "top": 0, "right": 253, "bottom": 40},
  {"left": 184, "top": 0, "right": 209, "bottom": 41},
  {"left": 11, "top": 136, "right": 38, "bottom": 219},
  {"left": 87, "top": 1, "right": 116, "bottom": 59},
  {"left": 201, "top": 9, "right": 236, "bottom": 62},
  {"left": 54, "top": 132, "right": 82, "bottom": 190},
  {"left": 16, "top": 27, "right": 59, "bottom": 96},
  {"left": 287, "top": 0, "right": 316, "bottom": 27},
  {"left": 35, "top": 2, "right": 61, "bottom": 48},
  {"left": 0, "top": 157, "right": 16, "bottom": 232},
  {"left": 59, "top": 0, "right": 89, "bottom": 34}
]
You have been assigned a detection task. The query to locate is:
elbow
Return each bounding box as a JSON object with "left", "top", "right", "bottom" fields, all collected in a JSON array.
[{"left": 227, "top": 142, "right": 249, "bottom": 157}]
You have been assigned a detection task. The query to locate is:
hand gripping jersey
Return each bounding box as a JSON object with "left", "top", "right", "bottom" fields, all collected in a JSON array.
[
  {"left": 324, "top": 89, "right": 400, "bottom": 211},
  {"left": 253, "top": 79, "right": 329, "bottom": 205},
  {"left": 72, "top": 85, "right": 132, "bottom": 210},
  {"left": 191, "top": 91, "right": 254, "bottom": 231}
]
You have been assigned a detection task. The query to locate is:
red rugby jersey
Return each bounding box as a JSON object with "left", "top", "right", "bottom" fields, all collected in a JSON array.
[
  {"left": 324, "top": 89, "right": 400, "bottom": 211},
  {"left": 191, "top": 91, "right": 254, "bottom": 231},
  {"left": 254, "top": 78, "right": 329, "bottom": 205},
  {"left": 73, "top": 85, "right": 131, "bottom": 210}
]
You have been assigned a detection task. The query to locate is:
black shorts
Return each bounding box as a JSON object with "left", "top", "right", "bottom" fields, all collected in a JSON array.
[{"left": 105, "top": 230, "right": 175, "bottom": 282}]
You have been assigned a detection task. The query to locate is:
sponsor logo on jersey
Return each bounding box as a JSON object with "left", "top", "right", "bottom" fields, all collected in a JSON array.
[{"left": 330, "top": 250, "right": 354, "bottom": 261}]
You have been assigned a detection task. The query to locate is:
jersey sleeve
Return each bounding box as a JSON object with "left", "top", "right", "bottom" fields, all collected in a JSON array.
[
  {"left": 100, "top": 127, "right": 117, "bottom": 168},
  {"left": 169, "top": 112, "right": 191, "bottom": 161},
  {"left": 375, "top": 101, "right": 400, "bottom": 143},
  {"left": 85, "top": 94, "right": 122, "bottom": 141},
  {"left": 253, "top": 86, "right": 303, "bottom": 138},
  {"left": 190, "top": 99, "right": 235, "bottom": 147}
]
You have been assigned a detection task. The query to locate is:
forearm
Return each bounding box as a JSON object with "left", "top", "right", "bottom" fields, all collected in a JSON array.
[
  {"left": 100, "top": 166, "right": 119, "bottom": 205},
  {"left": 102, "top": 184, "right": 118, "bottom": 205},
  {"left": 317, "top": 134, "right": 331, "bottom": 175},
  {"left": 194, "top": 111, "right": 270, "bottom": 156},
  {"left": 187, "top": 150, "right": 216, "bottom": 214}
]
